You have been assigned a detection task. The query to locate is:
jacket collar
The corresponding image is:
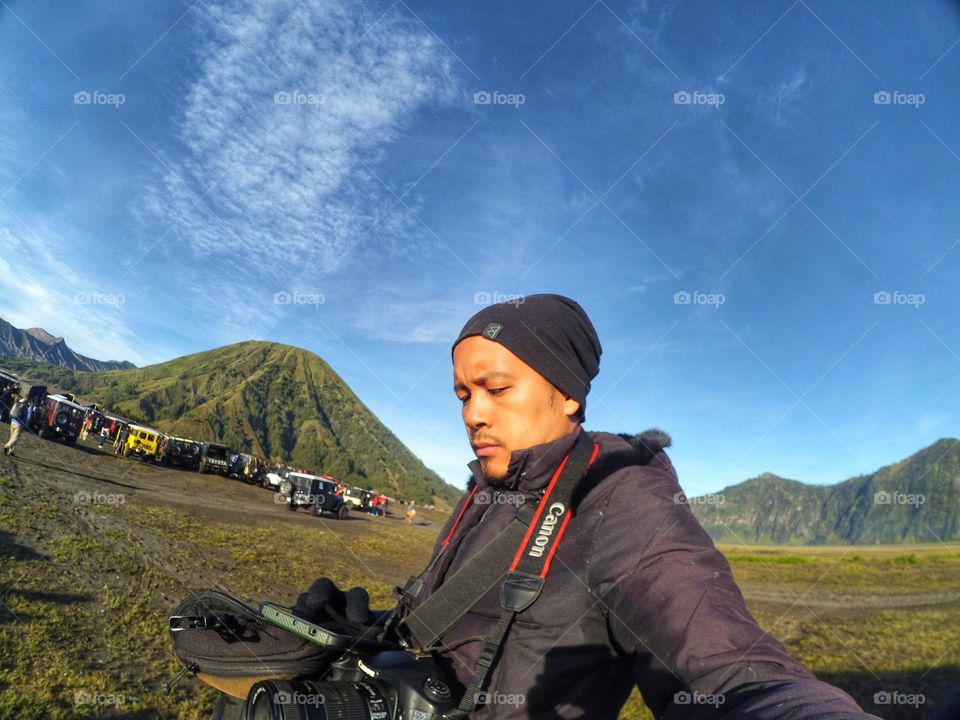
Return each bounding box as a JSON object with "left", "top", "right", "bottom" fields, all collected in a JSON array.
[{"left": 467, "top": 427, "right": 582, "bottom": 494}]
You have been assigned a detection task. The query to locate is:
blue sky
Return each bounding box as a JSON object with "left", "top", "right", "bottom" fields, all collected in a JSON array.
[{"left": 1, "top": 0, "right": 958, "bottom": 493}]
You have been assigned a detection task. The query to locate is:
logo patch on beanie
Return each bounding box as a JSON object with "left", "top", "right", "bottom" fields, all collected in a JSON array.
[{"left": 482, "top": 322, "right": 504, "bottom": 340}]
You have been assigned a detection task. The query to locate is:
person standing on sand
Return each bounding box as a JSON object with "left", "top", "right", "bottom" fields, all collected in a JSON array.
[
  {"left": 3, "top": 394, "right": 26, "bottom": 456},
  {"left": 406, "top": 501, "right": 416, "bottom": 524}
]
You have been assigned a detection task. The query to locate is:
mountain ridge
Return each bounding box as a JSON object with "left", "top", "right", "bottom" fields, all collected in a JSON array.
[
  {"left": 0, "top": 316, "right": 135, "bottom": 371},
  {"left": 690, "top": 437, "right": 960, "bottom": 545}
]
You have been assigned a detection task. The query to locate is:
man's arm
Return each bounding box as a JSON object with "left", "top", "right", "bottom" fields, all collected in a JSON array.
[{"left": 593, "top": 462, "right": 880, "bottom": 720}]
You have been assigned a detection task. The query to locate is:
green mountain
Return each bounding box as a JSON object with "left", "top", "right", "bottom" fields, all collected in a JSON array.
[
  {"left": 690, "top": 439, "right": 960, "bottom": 545},
  {"left": 6, "top": 341, "right": 461, "bottom": 508}
]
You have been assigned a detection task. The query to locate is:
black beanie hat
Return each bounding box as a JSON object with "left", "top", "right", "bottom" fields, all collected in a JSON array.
[{"left": 452, "top": 294, "right": 602, "bottom": 410}]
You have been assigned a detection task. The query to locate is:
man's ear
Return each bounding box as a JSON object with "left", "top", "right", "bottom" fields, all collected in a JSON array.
[{"left": 561, "top": 393, "right": 580, "bottom": 420}]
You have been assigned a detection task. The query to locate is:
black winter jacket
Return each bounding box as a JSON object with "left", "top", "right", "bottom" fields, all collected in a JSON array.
[{"left": 407, "top": 428, "right": 879, "bottom": 720}]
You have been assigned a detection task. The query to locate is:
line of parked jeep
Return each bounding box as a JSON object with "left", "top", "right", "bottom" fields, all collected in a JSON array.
[{"left": 0, "top": 369, "right": 406, "bottom": 520}]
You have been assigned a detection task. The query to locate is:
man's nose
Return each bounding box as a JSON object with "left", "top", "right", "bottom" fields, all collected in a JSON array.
[{"left": 463, "top": 395, "right": 490, "bottom": 429}]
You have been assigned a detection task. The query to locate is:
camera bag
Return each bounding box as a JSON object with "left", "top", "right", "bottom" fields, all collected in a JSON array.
[{"left": 165, "top": 589, "right": 338, "bottom": 699}]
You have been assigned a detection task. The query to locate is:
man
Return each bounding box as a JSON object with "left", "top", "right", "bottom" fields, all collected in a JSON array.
[
  {"left": 295, "top": 294, "right": 878, "bottom": 719},
  {"left": 416, "top": 295, "right": 883, "bottom": 718},
  {"left": 3, "top": 392, "right": 26, "bottom": 456},
  {"left": 114, "top": 424, "right": 130, "bottom": 456}
]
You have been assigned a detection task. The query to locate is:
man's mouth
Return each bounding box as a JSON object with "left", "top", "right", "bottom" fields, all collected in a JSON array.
[{"left": 472, "top": 441, "right": 499, "bottom": 458}]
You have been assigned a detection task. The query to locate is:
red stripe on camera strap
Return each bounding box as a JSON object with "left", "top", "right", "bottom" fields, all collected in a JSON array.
[{"left": 510, "top": 439, "right": 599, "bottom": 576}]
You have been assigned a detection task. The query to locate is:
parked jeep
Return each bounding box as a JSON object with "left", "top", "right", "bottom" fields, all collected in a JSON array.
[
  {"left": 0, "top": 369, "right": 20, "bottom": 421},
  {"left": 235, "top": 453, "right": 266, "bottom": 485},
  {"left": 36, "top": 394, "right": 85, "bottom": 445},
  {"left": 263, "top": 469, "right": 286, "bottom": 489},
  {"left": 158, "top": 435, "right": 204, "bottom": 470},
  {"left": 199, "top": 442, "right": 231, "bottom": 475},
  {"left": 280, "top": 472, "right": 349, "bottom": 519},
  {"left": 123, "top": 424, "right": 164, "bottom": 460},
  {"left": 342, "top": 486, "right": 373, "bottom": 511}
]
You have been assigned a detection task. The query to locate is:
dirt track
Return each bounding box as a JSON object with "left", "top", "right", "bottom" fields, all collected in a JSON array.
[{"left": 0, "top": 424, "right": 451, "bottom": 718}]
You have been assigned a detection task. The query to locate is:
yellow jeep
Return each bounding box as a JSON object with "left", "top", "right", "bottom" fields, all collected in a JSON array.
[{"left": 123, "top": 424, "right": 163, "bottom": 460}]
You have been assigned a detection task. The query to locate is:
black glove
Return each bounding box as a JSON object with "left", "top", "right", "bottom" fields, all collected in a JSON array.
[{"left": 292, "top": 578, "right": 388, "bottom": 636}]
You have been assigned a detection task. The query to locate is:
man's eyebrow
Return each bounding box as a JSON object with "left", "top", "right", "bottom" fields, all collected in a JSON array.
[{"left": 454, "top": 371, "right": 513, "bottom": 392}]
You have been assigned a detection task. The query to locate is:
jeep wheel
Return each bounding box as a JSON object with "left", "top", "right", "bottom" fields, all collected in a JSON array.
[{"left": 337, "top": 505, "right": 349, "bottom": 520}]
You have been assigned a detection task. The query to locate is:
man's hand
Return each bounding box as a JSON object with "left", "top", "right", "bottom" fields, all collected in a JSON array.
[{"left": 292, "top": 578, "right": 387, "bottom": 635}]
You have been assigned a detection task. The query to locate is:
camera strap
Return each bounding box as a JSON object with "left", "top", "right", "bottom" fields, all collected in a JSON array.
[{"left": 397, "top": 432, "right": 598, "bottom": 714}]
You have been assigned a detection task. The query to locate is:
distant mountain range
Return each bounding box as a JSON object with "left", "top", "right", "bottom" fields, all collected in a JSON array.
[
  {"left": 690, "top": 438, "right": 960, "bottom": 544},
  {"left": 8, "top": 341, "right": 461, "bottom": 508},
  {"left": 4, "top": 314, "right": 956, "bottom": 532},
  {"left": 0, "top": 317, "right": 135, "bottom": 371}
]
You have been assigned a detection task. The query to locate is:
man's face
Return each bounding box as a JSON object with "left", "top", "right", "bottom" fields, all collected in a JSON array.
[{"left": 453, "top": 336, "right": 580, "bottom": 481}]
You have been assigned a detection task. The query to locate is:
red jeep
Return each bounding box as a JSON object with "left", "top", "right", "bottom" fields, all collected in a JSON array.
[{"left": 37, "top": 394, "right": 85, "bottom": 445}]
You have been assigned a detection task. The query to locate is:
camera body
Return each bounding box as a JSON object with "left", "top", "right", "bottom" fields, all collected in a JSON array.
[{"left": 245, "top": 649, "right": 459, "bottom": 720}]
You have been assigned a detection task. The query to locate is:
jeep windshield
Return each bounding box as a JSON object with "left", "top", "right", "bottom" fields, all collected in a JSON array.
[{"left": 287, "top": 472, "right": 322, "bottom": 486}]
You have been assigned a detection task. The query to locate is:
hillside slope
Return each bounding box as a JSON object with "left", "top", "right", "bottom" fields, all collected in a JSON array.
[
  {"left": 691, "top": 439, "right": 960, "bottom": 544},
  {"left": 7, "top": 341, "right": 461, "bottom": 507}
]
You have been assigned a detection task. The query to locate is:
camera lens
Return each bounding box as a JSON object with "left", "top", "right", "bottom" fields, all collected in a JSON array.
[{"left": 245, "top": 679, "right": 387, "bottom": 720}]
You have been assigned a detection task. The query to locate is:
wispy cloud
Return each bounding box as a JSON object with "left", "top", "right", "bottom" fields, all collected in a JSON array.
[
  {"left": 773, "top": 66, "right": 808, "bottom": 124},
  {"left": 140, "top": 0, "right": 455, "bottom": 283},
  {"left": 352, "top": 295, "right": 467, "bottom": 344}
]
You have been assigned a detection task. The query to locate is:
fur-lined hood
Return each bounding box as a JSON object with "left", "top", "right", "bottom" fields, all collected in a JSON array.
[{"left": 609, "top": 428, "right": 672, "bottom": 465}]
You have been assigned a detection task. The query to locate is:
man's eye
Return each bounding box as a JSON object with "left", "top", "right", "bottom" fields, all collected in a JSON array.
[
  {"left": 457, "top": 395, "right": 469, "bottom": 405},
  {"left": 489, "top": 387, "right": 508, "bottom": 396}
]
